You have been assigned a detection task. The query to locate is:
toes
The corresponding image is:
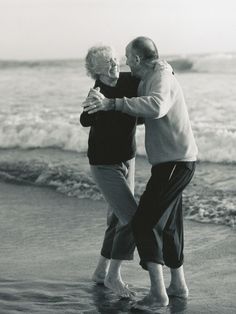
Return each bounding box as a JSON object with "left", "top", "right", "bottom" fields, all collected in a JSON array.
[
  {"left": 131, "top": 294, "right": 169, "bottom": 309},
  {"left": 124, "top": 283, "right": 136, "bottom": 295},
  {"left": 131, "top": 302, "right": 150, "bottom": 311},
  {"left": 118, "top": 287, "right": 131, "bottom": 298},
  {"left": 104, "top": 278, "right": 136, "bottom": 298}
]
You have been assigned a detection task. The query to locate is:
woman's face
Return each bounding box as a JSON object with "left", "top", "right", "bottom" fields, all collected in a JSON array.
[{"left": 95, "top": 49, "right": 119, "bottom": 80}]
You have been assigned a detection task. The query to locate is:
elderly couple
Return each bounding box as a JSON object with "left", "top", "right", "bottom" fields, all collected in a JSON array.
[{"left": 80, "top": 36, "right": 198, "bottom": 309}]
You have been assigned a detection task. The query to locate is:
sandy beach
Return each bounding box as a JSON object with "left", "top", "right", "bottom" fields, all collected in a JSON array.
[{"left": 0, "top": 175, "right": 235, "bottom": 313}]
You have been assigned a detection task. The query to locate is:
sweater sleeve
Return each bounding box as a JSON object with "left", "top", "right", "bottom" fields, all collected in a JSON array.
[
  {"left": 80, "top": 111, "right": 97, "bottom": 127},
  {"left": 115, "top": 71, "right": 173, "bottom": 119},
  {"left": 80, "top": 82, "right": 98, "bottom": 127}
]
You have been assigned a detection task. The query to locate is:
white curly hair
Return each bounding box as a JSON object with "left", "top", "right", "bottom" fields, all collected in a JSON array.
[{"left": 85, "top": 45, "right": 114, "bottom": 80}]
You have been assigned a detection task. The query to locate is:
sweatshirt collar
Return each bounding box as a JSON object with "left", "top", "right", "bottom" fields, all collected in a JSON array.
[
  {"left": 154, "top": 59, "right": 173, "bottom": 73},
  {"left": 141, "top": 59, "right": 173, "bottom": 81}
]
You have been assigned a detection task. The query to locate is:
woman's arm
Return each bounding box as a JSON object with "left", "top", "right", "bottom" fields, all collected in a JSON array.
[{"left": 80, "top": 111, "right": 96, "bottom": 127}]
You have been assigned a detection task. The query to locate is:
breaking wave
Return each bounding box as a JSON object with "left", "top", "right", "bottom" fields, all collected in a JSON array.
[
  {"left": 0, "top": 158, "right": 101, "bottom": 200},
  {"left": 168, "top": 53, "right": 236, "bottom": 73},
  {"left": 0, "top": 117, "right": 235, "bottom": 164}
]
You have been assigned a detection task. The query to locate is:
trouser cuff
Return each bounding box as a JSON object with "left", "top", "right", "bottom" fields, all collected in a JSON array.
[
  {"left": 165, "top": 260, "right": 184, "bottom": 269},
  {"left": 101, "top": 251, "right": 134, "bottom": 261}
]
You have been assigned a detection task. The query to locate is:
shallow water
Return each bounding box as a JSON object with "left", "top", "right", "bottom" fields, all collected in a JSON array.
[
  {"left": 0, "top": 278, "right": 193, "bottom": 314},
  {"left": 0, "top": 181, "right": 235, "bottom": 313}
]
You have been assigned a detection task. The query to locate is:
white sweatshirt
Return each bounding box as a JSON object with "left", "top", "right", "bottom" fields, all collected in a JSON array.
[{"left": 115, "top": 60, "right": 198, "bottom": 165}]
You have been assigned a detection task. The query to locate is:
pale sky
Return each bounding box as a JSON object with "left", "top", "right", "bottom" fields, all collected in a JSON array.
[{"left": 0, "top": 0, "right": 235, "bottom": 59}]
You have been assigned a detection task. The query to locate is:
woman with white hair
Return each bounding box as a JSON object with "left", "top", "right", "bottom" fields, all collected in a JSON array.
[{"left": 80, "top": 45, "right": 141, "bottom": 298}]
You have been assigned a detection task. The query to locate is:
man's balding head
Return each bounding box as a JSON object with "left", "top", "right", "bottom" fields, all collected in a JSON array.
[
  {"left": 129, "top": 36, "right": 159, "bottom": 62},
  {"left": 125, "top": 36, "right": 159, "bottom": 77}
]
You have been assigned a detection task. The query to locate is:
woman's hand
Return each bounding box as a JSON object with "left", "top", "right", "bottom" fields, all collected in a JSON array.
[{"left": 88, "top": 87, "right": 104, "bottom": 100}]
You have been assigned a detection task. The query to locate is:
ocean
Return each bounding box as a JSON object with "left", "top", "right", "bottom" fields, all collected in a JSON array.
[
  {"left": 0, "top": 54, "right": 235, "bottom": 226},
  {"left": 0, "top": 54, "right": 236, "bottom": 163},
  {"left": 0, "top": 54, "right": 236, "bottom": 313}
]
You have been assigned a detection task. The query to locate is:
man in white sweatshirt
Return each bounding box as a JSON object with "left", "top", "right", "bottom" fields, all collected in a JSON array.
[{"left": 83, "top": 36, "right": 198, "bottom": 310}]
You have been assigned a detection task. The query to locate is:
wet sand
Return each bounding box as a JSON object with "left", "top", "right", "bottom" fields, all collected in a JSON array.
[{"left": 0, "top": 181, "right": 235, "bottom": 313}]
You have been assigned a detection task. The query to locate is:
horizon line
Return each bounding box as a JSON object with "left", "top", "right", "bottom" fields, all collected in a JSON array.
[{"left": 0, "top": 50, "right": 235, "bottom": 62}]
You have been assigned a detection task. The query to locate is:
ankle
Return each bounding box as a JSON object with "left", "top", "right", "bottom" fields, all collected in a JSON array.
[
  {"left": 105, "top": 272, "right": 122, "bottom": 282},
  {"left": 170, "top": 279, "right": 188, "bottom": 287},
  {"left": 149, "top": 289, "right": 169, "bottom": 305},
  {"left": 150, "top": 286, "right": 168, "bottom": 298},
  {"left": 167, "top": 284, "right": 189, "bottom": 298}
]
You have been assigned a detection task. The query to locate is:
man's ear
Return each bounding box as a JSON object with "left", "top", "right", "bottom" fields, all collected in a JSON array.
[{"left": 135, "top": 55, "right": 141, "bottom": 64}]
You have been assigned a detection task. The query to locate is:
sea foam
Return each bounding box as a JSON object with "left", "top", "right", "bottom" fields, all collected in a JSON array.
[
  {"left": 0, "top": 117, "right": 235, "bottom": 164},
  {"left": 0, "top": 150, "right": 235, "bottom": 227}
]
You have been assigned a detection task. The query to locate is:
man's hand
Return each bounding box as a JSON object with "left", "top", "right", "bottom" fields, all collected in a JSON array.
[{"left": 82, "top": 88, "right": 115, "bottom": 114}]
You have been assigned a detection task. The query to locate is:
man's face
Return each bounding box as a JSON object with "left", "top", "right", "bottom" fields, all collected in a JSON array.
[
  {"left": 125, "top": 44, "right": 139, "bottom": 76},
  {"left": 95, "top": 49, "right": 119, "bottom": 80}
]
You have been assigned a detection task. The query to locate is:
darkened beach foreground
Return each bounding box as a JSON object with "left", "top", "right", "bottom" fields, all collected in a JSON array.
[{"left": 0, "top": 149, "right": 235, "bottom": 314}]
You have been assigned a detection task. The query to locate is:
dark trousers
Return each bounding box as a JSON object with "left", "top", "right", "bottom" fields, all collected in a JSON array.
[{"left": 131, "top": 161, "right": 196, "bottom": 270}]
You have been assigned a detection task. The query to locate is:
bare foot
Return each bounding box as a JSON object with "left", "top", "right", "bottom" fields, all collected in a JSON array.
[
  {"left": 166, "top": 285, "right": 189, "bottom": 298},
  {"left": 92, "top": 258, "right": 110, "bottom": 284},
  {"left": 92, "top": 271, "right": 107, "bottom": 284},
  {"left": 132, "top": 292, "right": 169, "bottom": 310},
  {"left": 104, "top": 276, "right": 136, "bottom": 298}
]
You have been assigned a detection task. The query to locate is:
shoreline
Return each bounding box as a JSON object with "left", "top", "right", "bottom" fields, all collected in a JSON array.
[
  {"left": 0, "top": 148, "right": 235, "bottom": 228},
  {"left": 0, "top": 148, "right": 236, "bottom": 228}
]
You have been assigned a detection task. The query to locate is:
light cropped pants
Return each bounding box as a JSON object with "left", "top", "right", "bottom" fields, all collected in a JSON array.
[{"left": 90, "top": 158, "right": 138, "bottom": 260}]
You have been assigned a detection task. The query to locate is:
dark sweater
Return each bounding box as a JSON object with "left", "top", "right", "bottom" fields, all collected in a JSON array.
[{"left": 80, "top": 72, "right": 140, "bottom": 165}]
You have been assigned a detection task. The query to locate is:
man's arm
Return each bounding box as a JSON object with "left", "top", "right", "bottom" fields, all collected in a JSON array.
[
  {"left": 116, "top": 71, "right": 173, "bottom": 118},
  {"left": 82, "top": 71, "right": 173, "bottom": 119},
  {"left": 82, "top": 95, "right": 115, "bottom": 113}
]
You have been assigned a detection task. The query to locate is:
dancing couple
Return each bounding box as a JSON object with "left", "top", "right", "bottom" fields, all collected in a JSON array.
[{"left": 80, "top": 36, "right": 198, "bottom": 309}]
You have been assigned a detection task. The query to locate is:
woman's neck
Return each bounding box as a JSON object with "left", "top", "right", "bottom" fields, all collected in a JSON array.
[{"left": 99, "top": 75, "right": 118, "bottom": 86}]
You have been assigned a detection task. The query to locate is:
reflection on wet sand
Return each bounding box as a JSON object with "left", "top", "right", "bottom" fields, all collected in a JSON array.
[{"left": 91, "top": 283, "right": 188, "bottom": 314}]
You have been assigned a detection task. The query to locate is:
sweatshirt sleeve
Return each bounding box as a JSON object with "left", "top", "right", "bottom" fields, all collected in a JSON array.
[{"left": 115, "top": 71, "right": 173, "bottom": 119}]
